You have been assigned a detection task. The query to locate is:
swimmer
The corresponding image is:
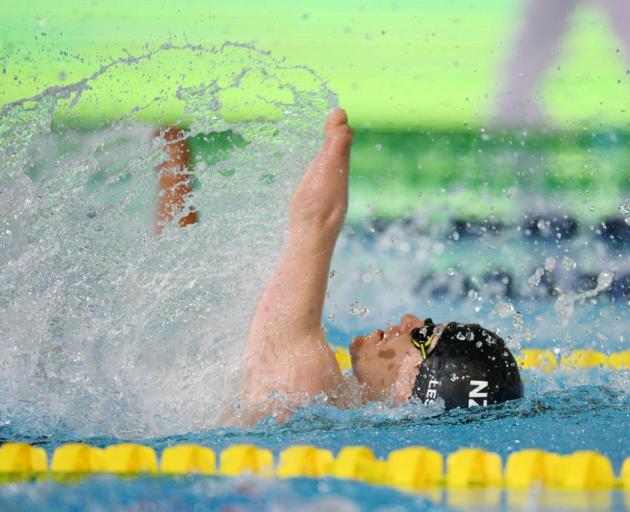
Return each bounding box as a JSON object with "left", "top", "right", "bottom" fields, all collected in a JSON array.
[
  {"left": 154, "top": 127, "right": 198, "bottom": 235},
  {"left": 240, "top": 108, "right": 523, "bottom": 423}
]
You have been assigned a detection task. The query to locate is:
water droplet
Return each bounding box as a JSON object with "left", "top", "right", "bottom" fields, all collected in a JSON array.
[
  {"left": 555, "top": 292, "right": 575, "bottom": 325},
  {"left": 493, "top": 302, "right": 514, "bottom": 318},
  {"left": 466, "top": 331, "right": 475, "bottom": 341},
  {"left": 544, "top": 257, "right": 556, "bottom": 272},
  {"left": 596, "top": 272, "right": 613, "bottom": 291},
  {"left": 348, "top": 300, "right": 370, "bottom": 318},
  {"left": 512, "top": 309, "right": 524, "bottom": 331},
  {"left": 536, "top": 219, "right": 549, "bottom": 233},
  {"left": 561, "top": 256, "right": 576, "bottom": 271},
  {"left": 446, "top": 268, "right": 456, "bottom": 277},
  {"left": 528, "top": 267, "right": 544, "bottom": 287},
  {"left": 475, "top": 341, "right": 482, "bottom": 348},
  {"left": 456, "top": 331, "right": 465, "bottom": 340},
  {"left": 619, "top": 198, "right": 630, "bottom": 215}
]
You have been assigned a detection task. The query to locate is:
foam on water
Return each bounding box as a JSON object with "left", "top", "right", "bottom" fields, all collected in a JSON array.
[{"left": 0, "top": 43, "right": 335, "bottom": 437}]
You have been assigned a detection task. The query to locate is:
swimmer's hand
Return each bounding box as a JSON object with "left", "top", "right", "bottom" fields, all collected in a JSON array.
[{"left": 289, "top": 108, "right": 353, "bottom": 237}]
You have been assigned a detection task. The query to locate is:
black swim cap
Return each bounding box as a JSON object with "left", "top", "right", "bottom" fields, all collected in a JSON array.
[{"left": 411, "top": 322, "right": 523, "bottom": 410}]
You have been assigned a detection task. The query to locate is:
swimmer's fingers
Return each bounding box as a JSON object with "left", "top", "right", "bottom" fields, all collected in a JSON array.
[
  {"left": 322, "top": 109, "right": 353, "bottom": 165},
  {"left": 324, "top": 108, "right": 349, "bottom": 135},
  {"left": 289, "top": 108, "right": 352, "bottom": 232}
]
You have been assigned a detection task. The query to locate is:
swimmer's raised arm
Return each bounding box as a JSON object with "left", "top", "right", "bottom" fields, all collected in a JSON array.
[{"left": 241, "top": 108, "right": 353, "bottom": 421}]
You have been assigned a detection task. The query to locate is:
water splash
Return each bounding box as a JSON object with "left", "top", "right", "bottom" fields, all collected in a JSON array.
[
  {"left": 0, "top": 43, "right": 335, "bottom": 437},
  {"left": 554, "top": 271, "right": 614, "bottom": 326}
]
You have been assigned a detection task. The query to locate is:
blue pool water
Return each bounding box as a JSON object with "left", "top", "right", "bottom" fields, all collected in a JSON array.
[
  {"left": 1, "top": 287, "right": 628, "bottom": 510},
  {"left": 1, "top": 44, "right": 629, "bottom": 510},
  {"left": 0, "top": 378, "right": 629, "bottom": 510}
]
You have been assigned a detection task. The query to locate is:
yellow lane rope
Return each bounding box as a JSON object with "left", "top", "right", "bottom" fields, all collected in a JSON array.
[
  {"left": 333, "top": 347, "right": 630, "bottom": 372},
  {"left": 0, "top": 442, "right": 629, "bottom": 493}
]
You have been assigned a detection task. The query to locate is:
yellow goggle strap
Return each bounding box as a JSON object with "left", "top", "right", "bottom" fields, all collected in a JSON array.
[{"left": 411, "top": 332, "right": 435, "bottom": 360}]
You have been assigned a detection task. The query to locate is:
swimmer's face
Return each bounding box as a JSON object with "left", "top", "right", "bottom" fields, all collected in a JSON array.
[{"left": 349, "top": 313, "right": 426, "bottom": 402}]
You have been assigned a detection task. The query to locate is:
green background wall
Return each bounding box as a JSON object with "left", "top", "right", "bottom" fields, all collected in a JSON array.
[{"left": 3, "top": 0, "right": 630, "bottom": 128}]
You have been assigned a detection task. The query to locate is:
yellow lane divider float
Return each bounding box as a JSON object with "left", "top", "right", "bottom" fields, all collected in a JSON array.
[
  {"left": 1, "top": 442, "right": 629, "bottom": 493},
  {"left": 333, "top": 347, "right": 630, "bottom": 372},
  {"left": 0, "top": 443, "right": 47, "bottom": 474}
]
